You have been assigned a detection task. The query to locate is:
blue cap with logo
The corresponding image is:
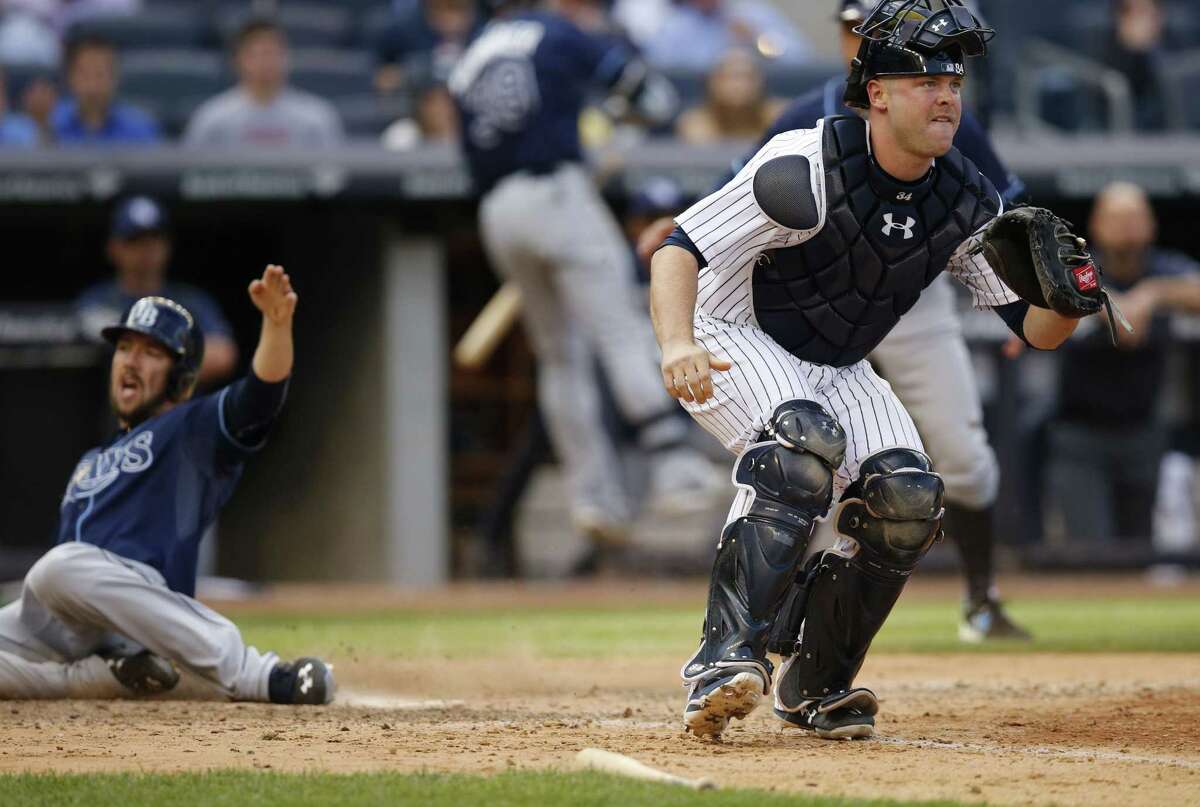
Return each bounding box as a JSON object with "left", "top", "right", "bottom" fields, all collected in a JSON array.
[{"left": 110, "top": 196, "right": 169, "bottom": 240}]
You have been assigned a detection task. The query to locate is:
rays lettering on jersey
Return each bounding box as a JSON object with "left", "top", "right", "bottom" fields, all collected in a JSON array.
[{"left": 63, "top": 431, "right": 155, "bottom": 503}]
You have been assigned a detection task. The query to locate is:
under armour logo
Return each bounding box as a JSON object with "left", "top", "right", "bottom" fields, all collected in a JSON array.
[
  {"left": 298, "top": 662, "right": 314, "bottom": 694},
  {"left": 881, "top": 214, "right": 916, "bottom": 240},
  {"left": 129, "top": 298, "right": 159, "bottom": 327},
  {"left": 932, "top": 18, "right": 948, "bottom": 31}
]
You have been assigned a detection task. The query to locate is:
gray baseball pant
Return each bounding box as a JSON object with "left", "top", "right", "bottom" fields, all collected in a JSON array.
[
  {"left": 0, "top": 542, "right": 277, "bottom": 700},
  {"left": 479, "top": 163, "right": 685, "bottom": 521}
]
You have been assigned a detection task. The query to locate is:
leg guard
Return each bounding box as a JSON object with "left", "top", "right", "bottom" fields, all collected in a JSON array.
[
  {"left": 682, "top": 401, "right": 846, "bottom": 693},
  {"left": 775, "top": 448, "right": 944, "bottom": 710}
]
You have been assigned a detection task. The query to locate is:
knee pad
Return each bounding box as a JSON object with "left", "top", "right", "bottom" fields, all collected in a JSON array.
[
  {"left": 838, "top": 448, "right": 945, "bottom": 575},
  {"left": 738, "top": 400, "right": 847, "bottom": 524}
]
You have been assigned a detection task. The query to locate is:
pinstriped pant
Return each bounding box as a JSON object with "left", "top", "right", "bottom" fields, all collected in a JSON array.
[{"left": 683, "top": 315, "right": 924, "bottom": 502}]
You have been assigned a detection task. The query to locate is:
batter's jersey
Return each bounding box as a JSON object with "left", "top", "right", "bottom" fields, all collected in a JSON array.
[
  {"left": 676, "top": 120, "right": 1018, "bottom": 332},
  {"left": 449, "top": 11, "right": 636, "bottom": 193},
  {"left": 57, "top": 387, "right": 259, "bottom": 597}
]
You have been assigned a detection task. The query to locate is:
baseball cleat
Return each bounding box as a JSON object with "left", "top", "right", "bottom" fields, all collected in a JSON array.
[
  {"left": 683, "top": 669, "right": 766, "bottom": 739},
  {"left": 774, "top": 687, "right": 878, "bottom": 740},
  {"left": 106, "top": 650, "right": 180, "bottom": 695},
  {"left": 959, "top": 598, "right": 1033, "bottom": 643},
  {"left": 269, "top": 657, "right": 336, "bottom": 705}
]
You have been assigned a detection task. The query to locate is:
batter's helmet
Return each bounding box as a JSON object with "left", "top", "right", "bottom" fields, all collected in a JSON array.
[
  {"left": 101, "top": 296, "right": 205, "bottom": 401},
  {"left": 844, "top": 0, "right": 993, "bottom": 109}
]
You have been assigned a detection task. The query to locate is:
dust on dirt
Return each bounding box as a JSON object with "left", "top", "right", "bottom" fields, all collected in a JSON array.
[{"left": 1, "top": 579, "right": 1198, "bottom": 807}]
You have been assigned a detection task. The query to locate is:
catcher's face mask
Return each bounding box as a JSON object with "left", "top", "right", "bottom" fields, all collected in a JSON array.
[{"left": 844, "top": 0, "right": 994, "bottom": 109}]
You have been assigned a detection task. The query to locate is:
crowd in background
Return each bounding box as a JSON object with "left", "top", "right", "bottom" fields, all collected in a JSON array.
[{"left": 1, "top": 0, "right": 1199, "bottom": 149}]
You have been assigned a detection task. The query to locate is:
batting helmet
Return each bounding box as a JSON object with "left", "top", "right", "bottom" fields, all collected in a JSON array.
[
  {"left": 844, "top": 0, "right": 993, "bottom": 109},
  {"left": 101, "top": 296, "right": 205, "bottom": 401}
]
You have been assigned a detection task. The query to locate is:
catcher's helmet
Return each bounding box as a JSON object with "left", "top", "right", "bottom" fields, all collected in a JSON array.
[
  {"left": 844, "top": 0, "right": 994, "bottom": 109},
  {"left": 101, "top": 296, "right": 205, "bottom": 401}
]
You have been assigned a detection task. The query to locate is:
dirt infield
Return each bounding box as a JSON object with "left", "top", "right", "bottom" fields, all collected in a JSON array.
[{"left": 1, "top": 579, "right": 1198, "bottom": 807}]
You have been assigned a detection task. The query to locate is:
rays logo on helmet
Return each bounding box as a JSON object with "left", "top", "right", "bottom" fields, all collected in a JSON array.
[{"left": 130, "top": 298, "right": 159, "bottom": 328}]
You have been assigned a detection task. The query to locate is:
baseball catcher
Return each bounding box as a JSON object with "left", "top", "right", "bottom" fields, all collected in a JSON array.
[
  {"left": 650, "top": 0, "right": 1120, "bottom": 740},
  {"left": 0, "top": 265, "right": 334, "bottom": 704}
]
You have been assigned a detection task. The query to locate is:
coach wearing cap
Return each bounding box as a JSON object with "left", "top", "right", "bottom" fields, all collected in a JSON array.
[{"left": 76, "top": 196, "right": 238, "bottom": 387}]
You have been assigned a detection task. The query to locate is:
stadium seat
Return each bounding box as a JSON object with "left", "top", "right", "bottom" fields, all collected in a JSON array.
[
  {"left": 119, "top": 49, "right": 230, "bottom": 137},
  {"left": 1162, "top": 48, "right": 1200, "bottom": 130},
  {"left": 356, "top": 4, "right": 396, "bottom": 52},
  {"left": 336, "top": 93, "right": 411, "bottom": 138},
  {"left": 289, "top": 48, "right": 376, "bottom": 98},
  {"left": 66, "top": 5, "right": 211, "bottom": 50},
  {"left": 216, "top": 3, "right": 354, "bottom": 48}
]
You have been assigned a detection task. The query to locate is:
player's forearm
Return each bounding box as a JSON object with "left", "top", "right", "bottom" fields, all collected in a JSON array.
[
  {"left": 1022, "top": 307, "right": 1078, "bottom": 349},
  {"left": 650, "top": 245, "right": 700, "bottom": 348},
  {"left": 251, "top": 318, "right": 293, "bottom": 383}
]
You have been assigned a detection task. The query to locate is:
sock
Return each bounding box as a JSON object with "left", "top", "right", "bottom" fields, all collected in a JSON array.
[{"left": 943, "top": 503, "right": 997, "bottom": 606}]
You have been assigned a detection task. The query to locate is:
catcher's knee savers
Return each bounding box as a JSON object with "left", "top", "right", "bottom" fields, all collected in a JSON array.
[
  {"left": 682, "top": 401, "right": 846, "bottom": 692},
  {"left": 775, "top": 448, "right": 945, "bottom": 707}
]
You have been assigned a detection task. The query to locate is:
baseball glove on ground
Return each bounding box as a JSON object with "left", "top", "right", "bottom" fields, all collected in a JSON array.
[{"left": 976, "top": 206, "right": 1131, "bottom": 344}]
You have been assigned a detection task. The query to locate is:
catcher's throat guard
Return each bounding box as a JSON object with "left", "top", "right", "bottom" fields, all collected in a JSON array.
[{"left": 845, "top": 0, "right": 994, "bottom": 109}]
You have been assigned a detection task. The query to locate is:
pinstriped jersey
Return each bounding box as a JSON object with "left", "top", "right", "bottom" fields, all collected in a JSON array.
[{"left": 675, "top": 118, "right": 1019, "bottom": 365}]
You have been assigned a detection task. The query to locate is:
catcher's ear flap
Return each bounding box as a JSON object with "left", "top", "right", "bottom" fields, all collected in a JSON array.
[{"left": 978, "top": 216, "right": 1049, "bottom": 308}]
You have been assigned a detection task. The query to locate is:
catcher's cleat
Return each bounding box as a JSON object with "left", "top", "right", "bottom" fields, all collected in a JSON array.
[
  {"left": 269, "top": 657, "right": 336, "bottom": 705},
  {"left": 106, "top": 650, "right": 179, "bottom": 695},
  {"left": 774, "top": 687, "right": 878, "bottom": 740},
  {"left": 683, "top": 668, "right": 766, "bottom": 739},
  {"left": 958, "top": 598, "right": 1033, "bottom": 643}
]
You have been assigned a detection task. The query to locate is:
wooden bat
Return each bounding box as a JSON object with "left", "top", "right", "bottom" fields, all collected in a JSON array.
[
  {"left": 575, "top": 748, "right": 716, "bottom": 790},
  {"left": 452, "top": 281, "right": 523, "bottom": 370}
]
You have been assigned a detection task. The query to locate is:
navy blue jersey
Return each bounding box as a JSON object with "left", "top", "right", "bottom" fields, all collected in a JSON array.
[
  {"left": 449, "top": 11, "right": 635, "bottom": 194},
  {"left": 720, "top": 77, "right": 1025, "bottom": 203},
  {"left": 57, "top": 384, "right": 261, "bottom": 596}
]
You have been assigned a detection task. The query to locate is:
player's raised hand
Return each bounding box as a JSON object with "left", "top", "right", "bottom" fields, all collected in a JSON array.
[
  {"left": 660, "top": 339, "right": 732, "bottom": 404},
  {"left": 249, "top": 264, "right": 298, "bottom": 326}
]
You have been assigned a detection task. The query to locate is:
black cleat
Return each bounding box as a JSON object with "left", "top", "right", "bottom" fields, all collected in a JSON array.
[
  {"left": 269, "top": 657, "right": 335, "bottom": 705},
  {"left": 959, "top": 598, "right": 1033, "bottom": 643},
  {"left": 106, "top": 651, "right": 179, "bottom": 695},
  {"left": 774, "top": 687, "right": 878, "bottom": 740}
]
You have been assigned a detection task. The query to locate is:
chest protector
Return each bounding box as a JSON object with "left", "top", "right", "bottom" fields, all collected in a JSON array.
[{"left": 753, "top": 116, "right": 1000, "bottom": 367}]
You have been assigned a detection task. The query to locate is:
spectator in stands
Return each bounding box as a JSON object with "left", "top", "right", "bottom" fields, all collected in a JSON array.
[
  {"left": 76, "top": 196, "right": 238, "bottom": 387},
  {"left": 674, "top": 48, "right": 785, "bottom": 143},
  {"left": 18, "top": 70, "right": 57, "bottom": 144},
  {"left": 184, "top": 18, "right": 343, "bottom": 148},
  {"left": 1046, "top": 182, "right": 1200, "bottom": 544},
  {"left": 51, "top": 33, "right": 160, "bottom": 144},
  {"left": 643, "top": 0, "right": 813, "bottom": 71},
  {"left": 1104, "top": 0, "right": 1172, "bottom": 130},
  {"left": 373, "top": 0, "right": 482, "bottom": 96},
  {"left": 0, "top": 66, "right": 38, "bottom": 146}
]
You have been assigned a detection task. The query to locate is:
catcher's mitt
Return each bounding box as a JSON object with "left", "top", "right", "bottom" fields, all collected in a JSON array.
[{"left": 976, "top": 206, "right": 1131, "bottom": 343}]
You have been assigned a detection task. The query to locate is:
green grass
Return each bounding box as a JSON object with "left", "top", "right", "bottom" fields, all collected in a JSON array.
[
  {"left": 0, "top": 771, "right": 987, "bottom": 807},
  {"left": 232, "top": 595, "right": 1200, "bottom": 662}
]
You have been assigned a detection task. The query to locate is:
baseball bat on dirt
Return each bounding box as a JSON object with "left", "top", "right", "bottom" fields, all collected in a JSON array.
[
  {"left": 452, "top": 281, "right": 523, "bottom": 370},
  {"left": 575, "top": 748, "right": 716, "bottom": 790}
]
